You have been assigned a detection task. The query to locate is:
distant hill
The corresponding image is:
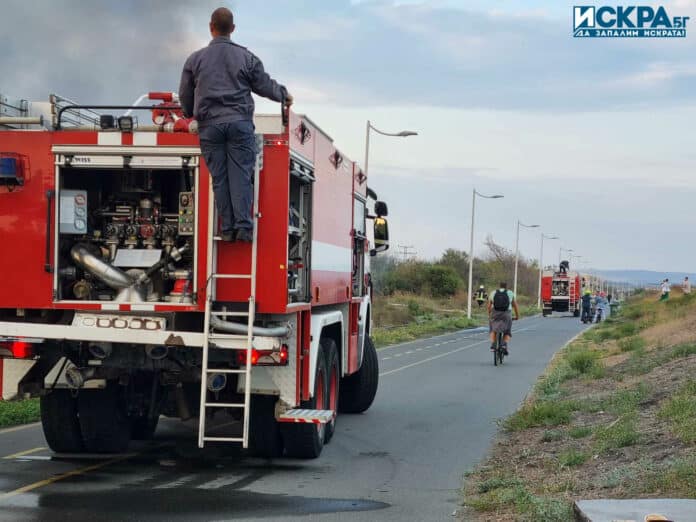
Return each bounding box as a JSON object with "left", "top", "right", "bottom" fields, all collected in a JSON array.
[{"left": 589, "top": 269, "right": 696, "bottom": 287}]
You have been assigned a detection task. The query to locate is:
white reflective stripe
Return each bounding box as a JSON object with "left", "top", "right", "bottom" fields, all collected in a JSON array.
[
  {"left": 133, "top": 132, "right": 157, "bottom": 146},
  {"left": 131, "top": 304, "right": 155, "bottom": 311},
  {"left": 97, "top": 132, "right": 122, "bottom": 145},
  {"left": 101, "top": 304, "right": 119, "bottom": 311},
  {"left": 311, "top": 241, "right": 351, "bottom": 273}
]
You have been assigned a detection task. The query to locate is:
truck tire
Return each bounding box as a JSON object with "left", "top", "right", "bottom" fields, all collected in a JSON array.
[
  {"left": 322, "top": 338, "right": 340, "bottom": 444},
  {"left": 40, "top": 390, "right": 84, "bottom": 453},
  {"left": 338, "top": 336, "right": 378, "bottom": 414},
  {"left": 281, "top": 348, "right": 328, "bottom": 459},
  {"left": 78, "top": 383, "right": 131, "bottom": 453},
  {"left": 249, "top": 395, "right": 284, "bottom": 458}
]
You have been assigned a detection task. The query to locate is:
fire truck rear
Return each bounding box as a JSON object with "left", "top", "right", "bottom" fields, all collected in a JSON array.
[
  {"left": 0, "top": 92, "right": 389, "bottom": 458},
  {"left": 540, "top": 261, "right": 581, "bottom": 317}
]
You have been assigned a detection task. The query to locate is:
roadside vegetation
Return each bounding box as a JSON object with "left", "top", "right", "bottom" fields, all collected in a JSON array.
[
  {"left": 461, "top": 289, "right": 696, "bottom": 521},
  {"left": 0, "top": 397, "right": 40, "bottom": 428},
  {"left": 371, "top": 237, "right": 540, "bottom": 347}
]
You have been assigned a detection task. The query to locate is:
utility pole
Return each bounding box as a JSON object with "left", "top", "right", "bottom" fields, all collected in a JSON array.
[{"left": 397, "top": 245, "right": 417, "bottom": 262}]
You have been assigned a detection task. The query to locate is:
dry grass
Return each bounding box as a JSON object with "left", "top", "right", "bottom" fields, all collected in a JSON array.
[{"left": 461, "top": 292, "right": 696, "bottom": 521}]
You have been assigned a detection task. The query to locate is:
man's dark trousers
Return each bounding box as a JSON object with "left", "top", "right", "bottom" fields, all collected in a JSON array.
[{"left": 199, "top": 120, "right": 256, "bottom": 235}]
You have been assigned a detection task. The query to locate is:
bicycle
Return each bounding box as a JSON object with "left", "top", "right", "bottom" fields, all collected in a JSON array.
[{"left": 493, "top": 330, "right": 505, "bottom": 366}]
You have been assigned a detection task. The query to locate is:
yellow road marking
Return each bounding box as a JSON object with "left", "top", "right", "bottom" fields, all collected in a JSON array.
[
  {"left": 0, "top": 453, "right": 133, "bottom": 500},
  {"left": 0, "top": 422, "right": 41, "bottom": 436},
  {"left": 3, "top": 447, "right": 46, "bottom": 460}
]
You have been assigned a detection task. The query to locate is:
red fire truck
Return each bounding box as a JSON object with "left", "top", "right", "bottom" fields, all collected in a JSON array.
[
  {"left": 541, "top": 261, "right": 581, "bottom": 317},
  {"left": 0, "top": 92, "right": 389, "bottom": 458}
]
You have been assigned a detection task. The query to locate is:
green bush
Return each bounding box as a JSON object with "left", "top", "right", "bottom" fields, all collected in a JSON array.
[
  {"left": 618, "top": 336, "right": 646, "bottom": 352},
  {"left": 594, "top": 414, "right": 640, "bottom": 452},
  {"left": 569, "top": 426, "right": 593, "bottom": 439},
  {"left": 659, "top": 380, "right": 696, "bottom": 443},
  {"left": 0, "top": 399, "right": 40, "bottom": 428},
  {"left": 558, "top": 448, "right": 589, "bottom": 467},
  {"left": 566, "top": 348, "right": 603, "bottom": 376},
  {"left": 505, "top": 401, "right": 574, "bottom": 431}
]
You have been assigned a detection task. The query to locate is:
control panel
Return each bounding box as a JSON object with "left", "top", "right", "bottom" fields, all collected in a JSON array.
[
  {"left": 178, "top": 191, "right": 194, "bottom": 236},
  {"left": 59, "top": 189, "right": 88, "bottom": 234}
]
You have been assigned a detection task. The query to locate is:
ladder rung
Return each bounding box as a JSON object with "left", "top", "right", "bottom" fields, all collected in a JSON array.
[
  {"left": 212, "top": 274, "right": 252, "bottom": 280},
  {"left": 204, "top": 402, "right": 245, "bottom": 408},
  {"left": 203, "top": 436, "right": 244, "bottom": 442},
  {"left": 205, "top": 368, "right": 246, "bottom": 374},
  {"left": 211, "top": 311, "right": 249, "bottom": 317}
]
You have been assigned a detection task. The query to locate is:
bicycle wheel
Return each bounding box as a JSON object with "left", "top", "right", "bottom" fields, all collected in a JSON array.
[
  {"left": 494, "top": 332, "right": 502, "bottom": 366},
  {"left": 498, "top": 332, "right": 505, "bottom": 365}
]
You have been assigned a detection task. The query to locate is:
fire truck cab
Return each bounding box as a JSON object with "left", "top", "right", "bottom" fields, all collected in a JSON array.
[{"left": 0, "top": 92, "right": 388, "bottom": 458}]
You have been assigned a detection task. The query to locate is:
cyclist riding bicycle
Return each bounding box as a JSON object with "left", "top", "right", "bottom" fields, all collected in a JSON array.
[{"left": 487, "top": 282, "right": 520, "bottom": 355}]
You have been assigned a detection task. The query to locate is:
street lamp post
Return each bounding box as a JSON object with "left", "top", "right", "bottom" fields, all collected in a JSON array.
[
  {"left": 364, "top": 120, "right": 418, "bottom": 178},
  {"left": 513, "top": 221, "right": 540, "bottom": 297},
  {"left": 559, "top": 247, "right": 574, "bottom": 265},
  {"left": 467, "top": 189, "right": 504, "bottom": 319},
  {"left": 537, "top": 233, "right": 559, "bottom": 308}
]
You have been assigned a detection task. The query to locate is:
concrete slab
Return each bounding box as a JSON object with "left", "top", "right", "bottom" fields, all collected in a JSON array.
[{"left": 574, "top": 499, "right": 696, "bottom": 522}]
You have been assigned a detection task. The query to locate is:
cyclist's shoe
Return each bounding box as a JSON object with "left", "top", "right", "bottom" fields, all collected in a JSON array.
[
  {"left": 490, "top": 343, "right": 496, "bottom": 352},
  {"left": 502, "top": 343, "right": 509, "bottom": 356}
]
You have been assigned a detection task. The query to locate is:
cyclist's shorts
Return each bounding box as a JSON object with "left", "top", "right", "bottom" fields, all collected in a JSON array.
[{"left": 489, "top": 310, "right": 512, "bottom": 337}]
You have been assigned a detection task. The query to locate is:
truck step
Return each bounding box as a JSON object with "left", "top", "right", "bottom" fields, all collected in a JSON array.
[
  {"left": 210, "top": 311, "right": 249, "bottom": 317},
  {"left": 278, "top": 409, "right": 335, "bottom": 424},
  {"left": 205, "top": 368, "right": 246, "bottom": 375},
  {"left": 203, "top": 436, "right": 244, "bottom": 443},
  {"left": 204, "top": 402, "right": 245, "bottom": 408}
]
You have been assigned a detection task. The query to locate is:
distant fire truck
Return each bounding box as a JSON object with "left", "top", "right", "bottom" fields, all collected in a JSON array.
[
  {"left": 0, "top": 91, "right": 389, "bottom": 458},
  {"left": 541, "top": 261, "right": 581, "bottom": 317}
]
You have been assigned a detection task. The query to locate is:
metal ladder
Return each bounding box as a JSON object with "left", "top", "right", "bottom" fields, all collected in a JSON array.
[{"left": 197, "top": 136, "right": 263, "bottom": 449}]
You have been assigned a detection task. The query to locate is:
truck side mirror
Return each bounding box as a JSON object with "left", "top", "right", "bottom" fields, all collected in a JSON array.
[
  {"left": 374, "top": 201, "right": 388, "bottom": 217},
  {"left": 370, "top": 217, "right": 389, "bottom": 256}
]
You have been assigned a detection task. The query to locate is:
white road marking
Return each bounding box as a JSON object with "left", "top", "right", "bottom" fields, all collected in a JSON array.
[
  {"left": 405, "top": 351, "right": 413, "bottom": 355},
  {"left": 154, "top": 474, "right": 199, "bottom": 489},
  {"left": 394, "top": 353, "right": 403, "bottom": 358},
  {"left": 197, "top": 474, "right": 245, "bottom": 490},
  {"left": 415, "top": 348, "right": 423, "bottom": 351},
  {"left": 380, "top": 325, "right": 537, "bottom": 378},
  {"left": 382, "top": 356, "right": 392, "bottom": 360}
]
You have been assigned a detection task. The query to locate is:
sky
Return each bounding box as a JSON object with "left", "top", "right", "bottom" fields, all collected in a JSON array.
[{"left": 2, "top": 0, "right": 696, "bottom": 273}]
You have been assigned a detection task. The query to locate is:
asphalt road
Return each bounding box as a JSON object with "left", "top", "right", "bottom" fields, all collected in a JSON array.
[{"left": 0, "top": 314, "right": 585, "bottom": 522}]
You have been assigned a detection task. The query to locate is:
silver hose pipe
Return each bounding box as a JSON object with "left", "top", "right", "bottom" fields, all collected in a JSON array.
[
  {"left": 70, "top": 244, "right": 133, "bottom": 290},
  {"left": 209, "top": 316, "right": 290, "bottom": 338}
]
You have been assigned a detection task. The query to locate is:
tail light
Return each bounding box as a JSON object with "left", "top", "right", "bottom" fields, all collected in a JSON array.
[
  {"left": 237, "top": 344, "right": 289, "bottom": 366},
  {"left": 0, "top": 340, "right": 34, "bottom": 359}
]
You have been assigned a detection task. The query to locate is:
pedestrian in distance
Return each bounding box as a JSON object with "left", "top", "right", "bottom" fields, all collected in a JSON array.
[
  {"left": 475, "top": 285, "right": 487, "bottom": 308},
  {"left": 659, "top": 279, "right": 670, "bottom": 301},
  {"left": 581, "top": 289, "right": 592, "bottom": 324},
  {"left": 683, "top": 276, "right": 691, "bottom": 295},
  {"left": 179, "top": 7, "right": 293, "bottom": 242},
  {"left": 487, "top": 282, "right": 520, "bottom": 355}
]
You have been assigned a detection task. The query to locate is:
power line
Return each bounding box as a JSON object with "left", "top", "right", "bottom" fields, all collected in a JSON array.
[{"left": 397, "top": 244, "right": 417, "bottom": 261}]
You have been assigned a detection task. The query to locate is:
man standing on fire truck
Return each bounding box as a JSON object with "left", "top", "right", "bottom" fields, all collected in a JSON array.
[{"left": 179, "top": 7, "right": 293, "bottom": 242}]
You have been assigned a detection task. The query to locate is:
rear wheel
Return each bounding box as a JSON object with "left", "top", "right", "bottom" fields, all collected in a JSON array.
[
  {"left": 322, "top": 338, "right": 340, "bottom": 444},
  {"left": 282, "top": 350, "right": 327, "bottom": 459},
  {"left": 40, "top": 390, "right": 84, "bottom": 453},
  {"left": 78, "top": 382, "right": 131, "bottom": 453},
  {"left": 338, "top": 336, "right": 379, "bottom": 414}
]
